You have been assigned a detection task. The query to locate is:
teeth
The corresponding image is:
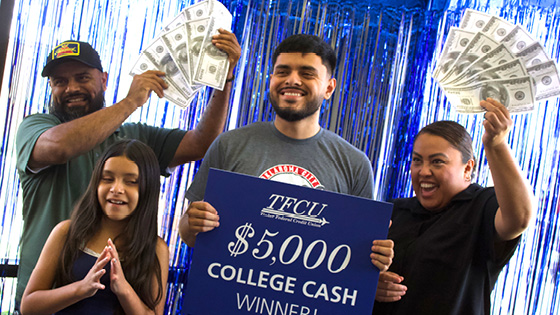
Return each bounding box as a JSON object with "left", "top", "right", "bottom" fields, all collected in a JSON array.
[
  {"left": 109, "top": 200, "right": 125, "bottom": 205},
  {"left": 421, "top": 183, "right": 435, "bottom": 189},
  {"left": 283, "top": 92, "right": 302, "bottom": 96}
]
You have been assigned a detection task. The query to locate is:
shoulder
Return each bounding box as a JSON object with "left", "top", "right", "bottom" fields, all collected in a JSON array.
[
  {"left": 210, "top": 122, "right": 271, "bottom": 148},
  {"left": 20, "top": 113, "right": 59, "bottom": 124},
  {"left": 220, "top": 122, "right": 270, "bottom": 138},
  {"left": 52, "top": 220, "right": 71, "bottom": 236},
  {"left": 17, "top": 114, "right": 60, "bottom": 137},
  {"left": 155, "top": 237, "right": 169, "bottom": 259},
  {"left": 43, "top": 220, "right": 71, "bottom": 249},
  {"left": 320, "top": 129, "right": 367, "bottom": 155},
  {"left": 452, "top": 184, "right": 496, "bottom": 205}
]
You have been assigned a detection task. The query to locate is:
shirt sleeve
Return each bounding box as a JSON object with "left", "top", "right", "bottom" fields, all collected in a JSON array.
[
  {"left": 353, "top": 152, "right": 375, "bottom": 199},
  {"left": 16, "top": 114, "right": 60, "bottom": 175},
  {"left": 120, "top": 123, "right": 187, "bottom": 176},
  {"left": 185, "top": 134, "right": 224, "bottom": 202}
]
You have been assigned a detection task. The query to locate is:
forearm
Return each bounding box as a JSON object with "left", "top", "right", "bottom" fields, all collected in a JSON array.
[
  {"left": 169, "top": 83, "right": 231, "bottom": 166},
  {"left": 117, "top": 284, "right": 157, "bottom": 315},
  {"left": 21, "top": 282, "right": 89, "bottom": 314},
  {"left": 179, "top": 214, "right": 197, "bottom": 247},
  {"left": 30, "top": 98, "right": 138, "bottom": 168},
  {"left": 486, "top": 142, "right": 534, "bottom": 240}
]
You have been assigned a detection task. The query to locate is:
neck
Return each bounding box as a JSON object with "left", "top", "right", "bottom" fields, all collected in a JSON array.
[
  {"left": 273, "top": 113, "right": 321, "bottom": 139},
  {"left": 99, "top": 217, "right": 127, "bottom": 239}
]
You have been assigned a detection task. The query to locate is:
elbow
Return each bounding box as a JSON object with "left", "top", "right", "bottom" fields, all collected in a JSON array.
[
  {"left": 518, "top": 203, "right": 536, "bottom": 232},
  {"left": 19, "top": 297, "right": 35, "bottom": 315}
]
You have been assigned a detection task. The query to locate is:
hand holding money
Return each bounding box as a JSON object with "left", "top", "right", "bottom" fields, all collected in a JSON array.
[
  {"left": 130, "top": 0, "right": 238, "bottom": 107},
  {"left": 480, "top": 98, "right": 513, "bottom": 149},
  {"left": 434, "top": 9, "right": 560, "bottom": 114},
  {"left": 126, "top": 70, "right": 168, "bottom": 107},
  {"left": 212, "top": 28, "right": 241, "bottom": 79}
]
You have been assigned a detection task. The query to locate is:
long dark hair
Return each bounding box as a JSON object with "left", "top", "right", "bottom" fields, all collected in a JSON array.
[{"left": 55, "top": 139, "right": 163, "bottom": 312}]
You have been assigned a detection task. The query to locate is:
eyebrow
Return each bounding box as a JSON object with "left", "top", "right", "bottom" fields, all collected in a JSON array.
[
  {"left": 273, "top": 64, "right": 318, "bottom": 73},
  {"left": 50, "top": 71, "right": 90, "bottom": 79},
  {"left": 102, "top": 170, "right": 139, "bottom": 177},
  {"left": 412, "top": 152, "right": 449, "bottom": 159}
]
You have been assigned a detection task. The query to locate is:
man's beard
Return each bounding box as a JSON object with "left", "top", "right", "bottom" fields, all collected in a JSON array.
[
  {"left": 50, "top": 92, "right": 105, "bottom": 123},
  {"left": 269, "top": 91, "right": 322, "bottom": 122}
]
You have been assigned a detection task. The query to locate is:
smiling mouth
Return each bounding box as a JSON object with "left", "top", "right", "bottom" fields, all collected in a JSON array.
[
  {"left": 108, "top": 199, "right": 127, "bottom": 205},
  {"left": 280, "top": 87, "right": 306, "bottom": 96},
  {"left": 64, "top": 95, "right": 89, "bottom": 106},
  {"left": 282, "top": 92, "right": 303, "bottom": 96},
  {"left": 420, "top": 182, "right": 437, "bottom": 194}
]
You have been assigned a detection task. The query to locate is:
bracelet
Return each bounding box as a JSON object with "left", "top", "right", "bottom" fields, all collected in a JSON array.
[{"left": 225, "top": 75, "right": 235, "bottom": 83}]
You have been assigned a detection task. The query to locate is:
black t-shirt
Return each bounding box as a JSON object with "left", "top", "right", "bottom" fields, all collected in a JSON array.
[{"left": 373, "top": 184, "right": 520, "bottom": 315}]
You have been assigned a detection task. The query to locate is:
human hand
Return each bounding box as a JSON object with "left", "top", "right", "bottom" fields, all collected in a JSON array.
[
  {"left": 212, "top": 29, "right": 241, "bottom": 78},
  {"left": 370, "top": 239, "right": 394, "bottom": 272},
  {"left": 185, "top": 201, "right": 220, "bottom": 235},
  {"left": 480, "top": 98, "right": 513, "bottom": 149},
  {"left": 106, "top": 238, "right": 133, "bottom": 296},
  {"left": 126, "top": 70, "right": 168, "bottom": 107},
  {"left": 77, "top": 247, "right": 110, "bottom": 298},
  {"left": 375, "top": 271, "right": 407, "bottom": 302}
]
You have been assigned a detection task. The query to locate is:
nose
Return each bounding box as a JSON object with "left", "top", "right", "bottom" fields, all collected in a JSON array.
[
  {"left": 418, "top": 162, "right": 432, "bottom": 176},
  {"left": 110, "top": 180, "right": 124, "bottom": 194},
  {"left": 65, "top": 78, "right": 80, "bottom": 93},
  {"left": 284, "top": 72, "right": 302, "bottom": 86}
]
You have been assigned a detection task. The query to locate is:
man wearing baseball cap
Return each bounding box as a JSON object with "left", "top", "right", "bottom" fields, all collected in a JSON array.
[{"left": 14, "top": 32, "right": 240, "bottom": 310}]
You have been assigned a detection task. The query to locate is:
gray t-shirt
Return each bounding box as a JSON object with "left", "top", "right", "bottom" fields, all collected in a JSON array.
[{"left": 186, "top": 122, "right": 374, "bottom": 201}]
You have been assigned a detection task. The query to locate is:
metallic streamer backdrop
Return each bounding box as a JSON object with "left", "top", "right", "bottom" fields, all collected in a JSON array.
[{"left": 0, "top": 0, "right": 558, "bottom": 314}]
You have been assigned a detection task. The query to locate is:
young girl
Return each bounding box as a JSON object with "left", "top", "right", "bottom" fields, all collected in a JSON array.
[{"left": 21, "top": 140, "right": 169, "bottom": 314}]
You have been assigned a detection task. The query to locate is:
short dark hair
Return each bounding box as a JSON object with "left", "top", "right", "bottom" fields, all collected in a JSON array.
[
  {"left": 415, "top": 120, "right": 477, "bottom": 173},
  {"left": 272, "top": 34, "right": 337, "bottom": 76}
]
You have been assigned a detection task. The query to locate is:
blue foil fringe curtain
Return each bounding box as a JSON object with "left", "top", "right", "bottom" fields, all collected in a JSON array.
[{"left": 0, "top": 0, "right": 559, "bottom": 314}]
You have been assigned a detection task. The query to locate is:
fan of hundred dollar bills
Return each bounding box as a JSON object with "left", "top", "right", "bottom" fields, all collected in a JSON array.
[
  {"left": 130, "top": 0, "right": 232, "bottom": 108},
  {"left": 434, "top": 9, "right": 560, "bottom": 114}
]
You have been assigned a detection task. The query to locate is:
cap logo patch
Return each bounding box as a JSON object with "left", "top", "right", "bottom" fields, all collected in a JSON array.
[{"left": 52, "top": 42, "right": 80, "bottom": 59}]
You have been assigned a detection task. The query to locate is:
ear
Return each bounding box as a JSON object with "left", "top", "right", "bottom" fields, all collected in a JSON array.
[
  {"left": 464, "top": 158, "right": 475, "bottom": 181},
  {"left": 102, "top": 72, "right": 108, "bottom": 92},
  {"left": 324, "top": 77, "right": 336, "bottom": 100}
]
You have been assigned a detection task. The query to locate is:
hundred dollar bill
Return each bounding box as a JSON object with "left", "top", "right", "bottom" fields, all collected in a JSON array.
[
  {"left": 142, "top": 38, "right": 195, "bottom": 100},
  {"left": 443, "top": 76, "right": 535, "bottom": 113},
  {"left": 459, "top": 9, "right": 493, "bottom": 31},
  {"left": 501, "top": 25, "right": 535, "bottom": 53},
  {"left": 481, "top": 16, "right": 515, "bottom": 42},
  {"left": 161, "top": 24, "right": 199, "bottom": 87},
  {"left": 185, "top": 17, "right": 211, "bottom": 82},
  {"left": 162, "top": 10, "right": 187, "bottom": 32},
  {"left": 527, "top": 60, "right": 560, "bottom": 101},
  {"left": 444, "top": 44, "right": 517, "bottom": 85},
  {"left": 516, "top": 41, "right": 552, "bottom": 68},
  {"left": 439, "top": 32, "right": 500, "bottom": 84},
  {"left": 433, "top": 28, "right": 475, "bottom": 81},
  {"left": 184, "top": 0, "right": 213, "bottom": 21},
  {"left": 447, "top": 58, "right": 528, "bottom": 87},
  {"left": 130, "top": 53, "right": 191, "bottom": 108},
  {"left": 193, "top": 2, "right": 233, "bottom": 90}
]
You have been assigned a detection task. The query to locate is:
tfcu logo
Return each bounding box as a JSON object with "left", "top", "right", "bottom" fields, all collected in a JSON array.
[
  {"left": 261, "top": 193, "right": 329, "bottom": 228},
  {"left": 53, "top": 42, "right": 80, "bottom": 59}
]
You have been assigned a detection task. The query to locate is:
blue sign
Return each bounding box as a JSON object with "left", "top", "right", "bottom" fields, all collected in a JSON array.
[{"left": 183, "top": 168, "right": 393, "bottom": 314}]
